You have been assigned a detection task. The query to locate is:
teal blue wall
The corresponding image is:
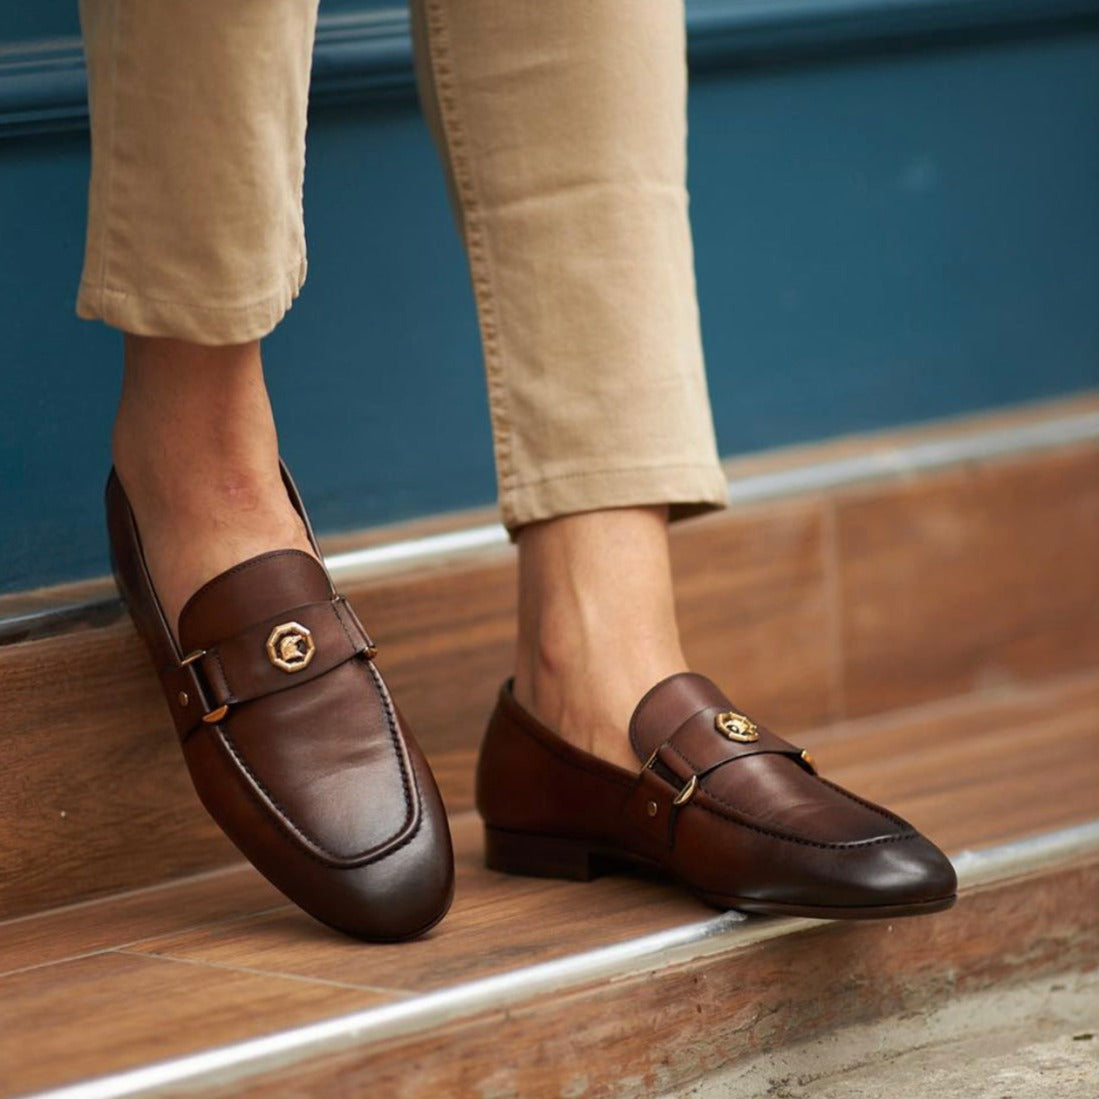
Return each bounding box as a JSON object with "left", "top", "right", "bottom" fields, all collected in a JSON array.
[{"left": 2, "top": 1, "right": 1098, "bottom": 593}]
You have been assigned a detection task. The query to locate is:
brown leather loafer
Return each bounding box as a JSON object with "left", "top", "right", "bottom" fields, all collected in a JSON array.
[
  {"left": 107, "top": 466, "right": 454, "bottom": 941},
  {"left": 477, "top": 674, "right": 956, "bottom": 919}
]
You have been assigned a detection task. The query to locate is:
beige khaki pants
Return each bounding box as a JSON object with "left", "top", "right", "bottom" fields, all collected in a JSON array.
[{"left": 78, "top": 0, "right": 726, "bottom": 531}]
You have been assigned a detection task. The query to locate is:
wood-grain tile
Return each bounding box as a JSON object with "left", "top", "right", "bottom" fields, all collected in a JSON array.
[
  {"left": 4, "top": 429, "right": 1096, "bottom": 920},
  {"left": 835, "top": 444, "right": 1099, "bottom": 717},
  {"left": 0, "top": 502, "right": 834, "bottom": 920},
  {"left": 200, "top": 858, "right": 1099, "bottom": 1099},
  {"left": 125, "top": 814, "right": 712, "bottom": 996},
  {"left": 802, "top": 674, "right": 1099, "bottom": 853},
  {"left": 0, "top": 950, "right": 390, "bottom": 1097},
  {"left": 0, "top": 864, "right": 286, "bottom": 978},
  {"left": 0, "top": 555, "right": 518, "bottom": 921},
  {"left": 0, "top": 625, "right": 239, "bottom": 921},
  {"left": 119, "top": 676, "right": 1099, "bottom": 1000},
  {"left": 2, "top": 673, "right": 1096, "bottom": 1096}
]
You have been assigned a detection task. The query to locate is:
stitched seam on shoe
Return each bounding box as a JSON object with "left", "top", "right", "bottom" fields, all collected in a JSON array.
[
  {"left": 209, "top": 648, "right": 232, "bottom": 703},
  {"left": 200, "top": 601, "right": 359, "bottom": 708},
  {"left": 178, "top": 549, "right": 317, "bottom": 632},
  {"left": 217, "top": 729, "right": 353, "bottom": 863},
  {"left": 664, "top": 740, "right": 911, "bottom": 841},
  {"left": 666, "top": 738, "right": 798, "bottom": 779},
  {"left": 629, "top": 700, "right": 711, "bottom": 761},
  {"left": 364, "top": 657, "right": 419, "bottom": 843},
  {"left": 214, "top": 663, "right": 420, "bottom": 867},
  {"left": 691, "top": 796, "right": 919, "bottom": 849},
  {"left": 499, "top": 696, "right": 918, "bottom": 851},
  {"left": 817, "top": 776, "right": 913, "bottom": 829}
]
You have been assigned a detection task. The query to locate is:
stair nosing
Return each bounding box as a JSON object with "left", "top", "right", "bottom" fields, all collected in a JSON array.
[{"left": 5, "top": 400, "right": 1098, "bottom": 648}]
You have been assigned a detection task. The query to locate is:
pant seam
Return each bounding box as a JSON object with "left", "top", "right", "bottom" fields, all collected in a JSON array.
[
  {"left": 92, "top": 0, "right": 123, "bottom": 313},
  {"left": 420, "top": 0, "right": 517, "bottom": 492},
  {"left": 79, "top": 259, "right": 306, "bottom": 313},
  {"left": 506, "top": 461, "right": 727, "bottom": 492}
]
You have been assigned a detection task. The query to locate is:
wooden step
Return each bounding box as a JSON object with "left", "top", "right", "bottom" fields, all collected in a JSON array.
[
  {"left": 1, "top": 396, "right": 1098, "bottom": 921},
  {"left": 5, "top": 839, "right": 1096, "bottom": 1099},
  {"left": 1, "top": 673, "right": 1096, "bottom": 1098}
]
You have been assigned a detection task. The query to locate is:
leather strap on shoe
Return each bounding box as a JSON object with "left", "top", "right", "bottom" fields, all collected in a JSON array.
[
  {"left": 162, "top": 596, "right": 376, "bottom": 738},
  {"left": 623, "top": 710, "right": 818, "bottom": 854},
  {"left": 645, "top": 705, "right": 816, "bottom": 797}
]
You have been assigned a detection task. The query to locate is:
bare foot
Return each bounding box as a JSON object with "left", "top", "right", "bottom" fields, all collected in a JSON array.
[
  {"left": 112, "top": 336, "right": 315, "bottom": 642},
  {"left": 512, "top": 506, "right": 688, "bottom": 771}
]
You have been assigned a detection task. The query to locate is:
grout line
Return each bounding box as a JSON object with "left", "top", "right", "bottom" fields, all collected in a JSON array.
[
  {"left": 819, "top": 497, "right": 847, "bottom": 723},
  {"left": 0, "top": 904, "right": 293, "bottom": 981},
  {"left": 798, "top": 665, "right": 1099, "bottom": 746},
  {"left": 110, "top": 949, "right": 415, "bottom": 1001},
  {"left": 0, "top": 947, "right": 118, "bottom": 982},
  {"left": 16, "top": 819, "right": 1099, "bottom": 1099},
  {"left": 104, "top": 906, "right": 293, "bottom": 956},
  {"left": 0, "top": 864, "right": 276, "bottom": 930}
]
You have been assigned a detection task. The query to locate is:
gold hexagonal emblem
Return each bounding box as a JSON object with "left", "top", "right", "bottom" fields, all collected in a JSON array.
[
  {"left": 266, "top": 621, "right": 315, "bottom": 673},
  {"left": 715, "top": 710, "right": 759, "bottom": 743}
]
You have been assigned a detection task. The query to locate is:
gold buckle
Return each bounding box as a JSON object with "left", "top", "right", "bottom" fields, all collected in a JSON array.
[
  {"left": 179, "top": 649, "right": 228, "bottom": 724},
  {"left": 673, "top": 774, "right": 698, "bottom": 806},
  {"left": 641, "top": 747, "right": 698, "bottom": 807},
  {"left": 715, "top": 711, "right": 759, "bottom": 743}
]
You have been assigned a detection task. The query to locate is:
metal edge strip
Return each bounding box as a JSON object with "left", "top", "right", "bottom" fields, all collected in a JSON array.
[
  {"left": 726, "top": 407, "right": 1099, "bottom": 504},
  {"left": 2, "top": 405, "right": 1098, "bottom": 646},
  {"left": 19, "top": 818, "right": 1099, "bottom": 1099},
  {"left": 334, "top": 406, "right": 1099, "bottom": 580},
  {"left": 3, "top": 0, "right": 1098, "bottom": 137}
]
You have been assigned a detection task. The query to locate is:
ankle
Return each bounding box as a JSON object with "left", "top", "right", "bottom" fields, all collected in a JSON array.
[
  {"left": 109, "top": 336, "right": 315, "bottom": 637},
  {"left": 112, "top": 336, "right": 287, "bottom": 519},
  {"left": 512, "top": 507, "right": 688, "bottom": 768}
]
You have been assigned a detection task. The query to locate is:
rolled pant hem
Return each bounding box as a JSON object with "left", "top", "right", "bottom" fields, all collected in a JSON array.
[
  {"left": 75, "top": 256, "right": 307, "bottom": 345},
  {"left": 500, "top": 462, "right": 728, "bottom": 534}
]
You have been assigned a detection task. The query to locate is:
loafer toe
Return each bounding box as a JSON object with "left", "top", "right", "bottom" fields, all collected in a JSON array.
[{"left": 864, "top": 832, "right": 958, "bottom": 908}]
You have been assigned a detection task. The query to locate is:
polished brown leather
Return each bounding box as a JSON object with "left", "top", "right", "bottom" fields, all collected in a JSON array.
[
  {"left": 477, "top": 674, "right": 956, "bottom": 918},
  {"left": 107, "top": 466, "right": 454, "bottom": 941}
]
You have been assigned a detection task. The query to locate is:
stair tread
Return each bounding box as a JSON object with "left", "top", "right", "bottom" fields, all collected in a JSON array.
[{"left": 2, "top": 672, "right": 1098, "bottom": 1097}]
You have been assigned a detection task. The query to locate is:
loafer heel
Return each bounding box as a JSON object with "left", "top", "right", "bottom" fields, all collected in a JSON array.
[{"left": 484, "top": 826, "right": 601, "bottom": 882}]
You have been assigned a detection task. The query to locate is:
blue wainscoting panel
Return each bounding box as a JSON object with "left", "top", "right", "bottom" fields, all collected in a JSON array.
[
  {"left": 1, "top": 2, "right": 1098, "bottom": 592},
  {"left": 690, "top": 34, "right": 1099, "bottom": 454}
]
